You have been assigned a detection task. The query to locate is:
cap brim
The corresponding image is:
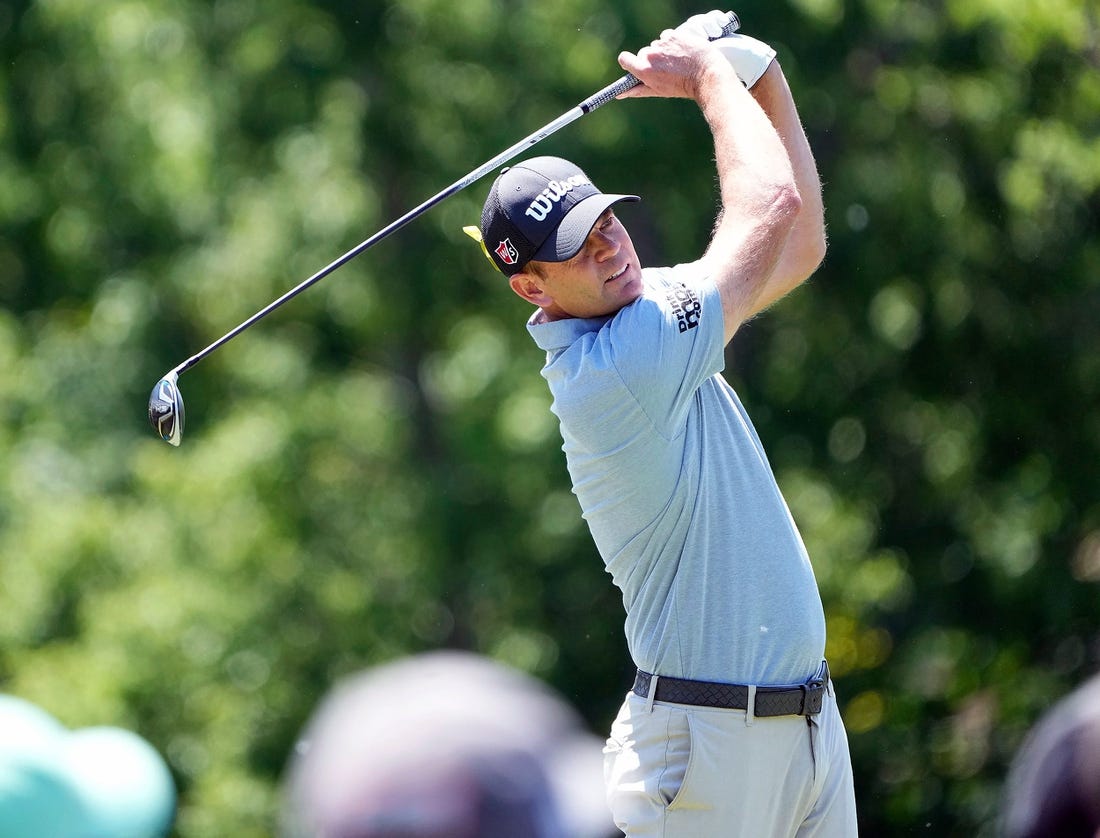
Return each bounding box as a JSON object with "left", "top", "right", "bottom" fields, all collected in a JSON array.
[{"left": 531, "top": 193, "right": 639, "bottom": 265}]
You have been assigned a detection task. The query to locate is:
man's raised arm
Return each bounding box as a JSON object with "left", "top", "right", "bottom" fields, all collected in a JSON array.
[{"left": 618, "top": 30, "right": 802, "bottom": 344}]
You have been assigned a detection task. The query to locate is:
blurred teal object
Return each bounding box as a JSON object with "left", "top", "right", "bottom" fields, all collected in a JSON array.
[
  {"left": 0, "top": 694, "right": 87, "bottom": 838},
  {"left": 0, "top": 696, "right": 176, "bottom": 838},
  {"left": 64, "top": 727, "right": 177, "bottom": 838}
]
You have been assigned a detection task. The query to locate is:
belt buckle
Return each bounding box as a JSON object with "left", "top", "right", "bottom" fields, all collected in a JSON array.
[
  {"left": 803, "top": 679, "right": 825, "bottom": 716},
  {"left": 800, "top": 663, "right": 829, "bottom": 717}
]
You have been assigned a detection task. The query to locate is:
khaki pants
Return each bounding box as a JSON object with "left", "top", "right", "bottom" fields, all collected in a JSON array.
[{"left": 603, "top": 682, "right": 858, "bottom": 837}]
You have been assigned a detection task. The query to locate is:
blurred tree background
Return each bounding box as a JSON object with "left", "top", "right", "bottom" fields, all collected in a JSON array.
[{"left": 1, "top": 0, "right": 1097, "bottom": 834}]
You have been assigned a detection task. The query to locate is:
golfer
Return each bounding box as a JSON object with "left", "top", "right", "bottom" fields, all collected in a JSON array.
[{"left": 473, "top": 12, "right": 857, "bottom": 837}]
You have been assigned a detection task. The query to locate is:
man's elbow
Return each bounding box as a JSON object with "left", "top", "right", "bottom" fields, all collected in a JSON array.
[
  {"left": 788, "top": 186, "right": 827, "bottom": 278},
  {"left": 763, "top": 181, "right": 802, "bottom": 245},
  {"left": 775, "top": 180, "right": 803, "bottom": 223},
  {"left": 803, "top": 224, "right": 827, "bottom": 275}
]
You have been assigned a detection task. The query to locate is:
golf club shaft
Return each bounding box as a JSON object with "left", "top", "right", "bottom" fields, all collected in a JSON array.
[
  {"left": 168, "top": 12, "right": 740, "bottom": 378},
  {"left": 170, "top": 75, "right": 639, "bottom": 378}
]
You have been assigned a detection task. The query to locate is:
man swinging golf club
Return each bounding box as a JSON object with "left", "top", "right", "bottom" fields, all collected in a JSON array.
[{"left": 471, "top": 11, "right": 858, "bottom": 837}]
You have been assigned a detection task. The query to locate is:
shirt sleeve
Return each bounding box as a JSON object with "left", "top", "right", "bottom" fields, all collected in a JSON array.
[{"left": 605, "top": 263, "right": 727, "bottom": 439}]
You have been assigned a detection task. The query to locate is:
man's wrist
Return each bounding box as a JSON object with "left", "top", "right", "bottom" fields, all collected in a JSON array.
[{"left": 692, "top": 49, "right": 741, "bottom": 101}]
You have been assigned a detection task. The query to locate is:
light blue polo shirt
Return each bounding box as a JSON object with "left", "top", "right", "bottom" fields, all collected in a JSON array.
[{"left": 527, "top": 263, "right": 826, "bottom": 687}]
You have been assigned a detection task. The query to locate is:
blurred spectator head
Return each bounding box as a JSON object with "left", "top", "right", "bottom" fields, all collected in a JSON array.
[
  {"left": 281, "top": 650, "right": 613, "bottom": 838},
  {"left": 1003, "top": 671, "right": 1100, "bottom": 838}
]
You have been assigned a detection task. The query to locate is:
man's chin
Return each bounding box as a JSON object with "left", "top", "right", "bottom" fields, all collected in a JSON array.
[{"left": 618, "top": 274, "right": 645, "bottom": 304}]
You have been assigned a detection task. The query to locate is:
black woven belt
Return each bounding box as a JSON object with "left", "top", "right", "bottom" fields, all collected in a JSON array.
[{"left": 632, "top": 663, "right": 829, "bottom": 717}]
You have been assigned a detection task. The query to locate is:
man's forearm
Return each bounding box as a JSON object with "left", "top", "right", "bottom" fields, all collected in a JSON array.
[
  {"left": 750, "top": 62, "right": 827, "bottom": 299},
  {"left": 695, "top": 59, "right": 802, "bottom": 340},
  {"left": 700, "top": 60, "right": 800, "bottom": 226}
]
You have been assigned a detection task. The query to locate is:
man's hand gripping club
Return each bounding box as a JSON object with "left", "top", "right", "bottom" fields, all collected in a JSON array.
[{"left": 617, "top": 9, "right": 777, "bottom": 100}]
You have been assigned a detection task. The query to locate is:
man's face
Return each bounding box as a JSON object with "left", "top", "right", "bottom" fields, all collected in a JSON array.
[{"left": 513, "top": 208, "right": 644, "bottom": 320}]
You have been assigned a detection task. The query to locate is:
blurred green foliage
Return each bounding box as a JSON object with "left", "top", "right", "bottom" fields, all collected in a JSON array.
[{"left": 1, "top": 0, "right": 1097, "bottom": 834}]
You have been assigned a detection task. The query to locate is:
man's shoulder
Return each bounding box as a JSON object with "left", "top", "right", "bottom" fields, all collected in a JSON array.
[
  {"left": 640, "top": 262, "right": 693, "bottom": 290},
  {"left": 528, "top": 263, "right": 715, "bottom": 357},
  {"left": 620, "top": 262, "right": 713, "bottom": 331}
]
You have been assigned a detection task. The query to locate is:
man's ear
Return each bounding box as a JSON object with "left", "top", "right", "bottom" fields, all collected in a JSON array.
[{"left": 508, "top": 270, "right": 553, "bottom": 307}]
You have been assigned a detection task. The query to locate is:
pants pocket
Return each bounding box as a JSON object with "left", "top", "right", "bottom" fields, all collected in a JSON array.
[
  {"left": 663, "top": 710, "right": 696, "bottom": 810},
  {"left": 604, "top": 699, "right": 697, "bottom": 830}
]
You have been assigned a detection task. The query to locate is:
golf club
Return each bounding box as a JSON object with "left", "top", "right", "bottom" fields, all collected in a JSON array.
[{"left": 148, "top": 12, "right": 740, "bottom": 445}]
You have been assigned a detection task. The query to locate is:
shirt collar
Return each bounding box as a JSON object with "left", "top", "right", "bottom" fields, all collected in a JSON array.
[{"left": 525, "top": 309, "right": 611, "bottom": 351}]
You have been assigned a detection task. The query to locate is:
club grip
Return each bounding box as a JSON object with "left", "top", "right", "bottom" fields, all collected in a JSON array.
[
  {"left": 713, "top": 12, "right": 742, "bottom": 38},
  {"left": 579, "top": 11, "right": 742, "bottom": 113}
]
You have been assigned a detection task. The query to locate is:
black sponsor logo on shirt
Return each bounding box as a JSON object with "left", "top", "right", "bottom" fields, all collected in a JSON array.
[{"left": 667, "top": 283, "right": 701, "bottom": 333}]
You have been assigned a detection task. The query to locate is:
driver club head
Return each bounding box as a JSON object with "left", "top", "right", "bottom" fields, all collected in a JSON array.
[{"left": 148, "top": 373, "right": 185, "bottom": 446}]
